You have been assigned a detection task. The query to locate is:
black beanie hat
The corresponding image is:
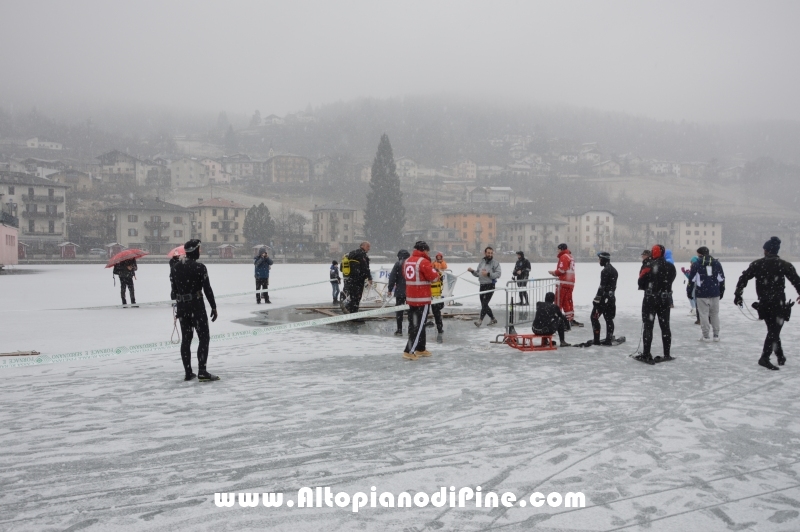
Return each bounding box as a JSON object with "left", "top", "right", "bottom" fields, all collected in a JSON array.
[
  {"left": 545, "top": 292, "right": 556, "bottom": 303},
  {"left": 558, "top": 243, "right": 568, "bottom": 251},
  {"left": 764, "top": 236, "right": 781, "bottom": 254},
  {"left": 696, "top": 246, "right": 709, "bottom": 256},
  {"left": 414, "top": 241, "right": 430, "bottom": 252},
  {"left": 332, "top": 260, "right": 337, "bottom": 265}
]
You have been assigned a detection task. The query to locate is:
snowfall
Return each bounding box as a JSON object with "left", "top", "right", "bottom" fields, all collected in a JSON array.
[{"left": 1, "top": 260, "right": 800, "bottom": 532}]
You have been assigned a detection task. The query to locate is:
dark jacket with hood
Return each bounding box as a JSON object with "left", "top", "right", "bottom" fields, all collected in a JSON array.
[
  {"left": 387, "top": 249, "right": 411, "bottom": 298},
  {"left": 688, "top": 254, "right": 725, "bottom": 299},
  {"left": 638, "top": 244, "right": 676, "bottom": 296},
  {"left": 513, "top": 253, "right": 531, "bottom": 280},
  {"left": 346, "top": 247, "right": 373, "bottom": 282},
  {"left": 533, "top": 293, "right": 567, "bottom": 334},
  {"left": 113, "top": 258, "right": 137, "bottom": 280},
  {"left": 254, "top": 249, "right": 273, "bottom": 279}
]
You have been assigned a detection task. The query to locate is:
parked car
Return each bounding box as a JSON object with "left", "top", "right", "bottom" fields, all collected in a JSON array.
[
  {"left": 453, "top": 251, "right": 473, "bottom": 258},
  {"left": 88, "top": 248, "right": 105, "bottom": 257}
]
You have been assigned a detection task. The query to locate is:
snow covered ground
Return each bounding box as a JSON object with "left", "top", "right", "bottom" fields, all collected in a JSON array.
[{"left": 2, "top": 260, "right": 800, "bottom": 531}]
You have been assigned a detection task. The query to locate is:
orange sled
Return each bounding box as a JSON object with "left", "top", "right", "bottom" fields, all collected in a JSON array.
[{"left": 503, "top": 334, "right": 557, "bottom": 352}]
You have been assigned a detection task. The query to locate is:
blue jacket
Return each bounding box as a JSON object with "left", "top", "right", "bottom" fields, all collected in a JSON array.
[
  {"left": 689, "top": 256, "right": 725, "bottom": 299},
  {"left": 254, "top": 255, "right": 273, "bottom": 279}
]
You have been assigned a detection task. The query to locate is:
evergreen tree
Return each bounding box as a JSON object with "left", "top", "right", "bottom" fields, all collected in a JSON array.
[
  {"left": 224, "top": 125, "right": 238, "bottom": 153},
  {"left": 364, "top": 134, "right": 405, "bottom": 250},
  {"left": 243, "top": 203, "right": 275, "bottom": 246}
]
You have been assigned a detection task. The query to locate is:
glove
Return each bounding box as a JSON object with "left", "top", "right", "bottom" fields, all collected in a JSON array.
[
  {"left": 210, "top": 308, "right": 218, "bottom": 322},
  {"left": 719, "top": 289, "right": 724, "bottom": 300},
  {"left": 733, "top": 294, "right": 743, "bottom": 307},
  {"left": 592, "top": 296, "right": 601, "bottom": 305}
]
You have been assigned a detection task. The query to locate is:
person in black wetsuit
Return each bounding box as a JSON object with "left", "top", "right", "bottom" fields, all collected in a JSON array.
[
  {"left": 591, "top": 251, "right": 618, "bottom": 345},
  {"left": 170, "top": 239, "right": 219, "bottom": 381},
  {"left": 387, "top": 249, "right": 411, "bottom": 336},
  {"left": 635, "top": 244, "right": 676, "bottom": 364},
  {"left": 734, "top": 236, "right": 800, "bottom": 370},
  {"left": 532, "top": 292, "right": 570, "bottom": 347}
]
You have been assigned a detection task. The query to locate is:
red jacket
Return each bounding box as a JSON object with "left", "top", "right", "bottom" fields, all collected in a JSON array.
[
  {"left": 555, "top": 249, "right": 575, "bottom": 284},
  {"left": 403, "top": 249, "right": 439, "bottom": 306}
]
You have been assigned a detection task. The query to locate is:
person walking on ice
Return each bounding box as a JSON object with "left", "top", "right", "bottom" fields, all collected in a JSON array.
[
  {"left": 734, "top": 236, "right": 800, "bottom": 370},
  {"left": 468, "top": 246, "right": 501, "bottom": 327},
  {"left": 688, "top": 246, "right": 725, "bottom": 342}
]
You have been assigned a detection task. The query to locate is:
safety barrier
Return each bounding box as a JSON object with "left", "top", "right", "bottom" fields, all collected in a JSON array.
[
  {"left": 0, "top": 288, "right": 505, "bottom": 370},
  {"left": 503, "top": 277, "right": 559, "bottom": 335}
]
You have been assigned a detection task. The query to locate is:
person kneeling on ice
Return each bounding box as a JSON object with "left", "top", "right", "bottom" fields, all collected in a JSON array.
[
  {"left": 170, "top": 239, "right": 220, "bottom": 381},
  {"left": 402, "top": 241, "right": 439, "bottom": 361},
  {"left": 532, "top": 292, "right": 570, "bottom": 347},
  {"left": 734, "top": 236, "right": 800, "bottom": 371},
  {"left": 635, "top": 244, "right": 676, "bottom": 365}
]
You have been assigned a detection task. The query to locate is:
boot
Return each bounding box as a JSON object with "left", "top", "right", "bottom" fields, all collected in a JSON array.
[
  {"left": 394, "top": 329, "right": 403, "bottom": 336},
  {"left": 593, "top": 331, "right": 601, "bottom": 346},
  {"left": 121, "top": 299, "right": 127, "bottom": 306},
  {"left": 436, "top": 332, "right": 443, "bottom": 343},
  {"left": 184, "top": 371, "right": 197, "bottom": 381},
  {"left": 758, "top": 357, "right": 779, "bottom": 370},
  {"left": 634, "top": 353, "right": 655, "bottom": 365},
  {"left": 489, "top": 318, "right": 498, "bottom": 326},
  {"left": 600, "top": 336, "right": 614, "bottom": 346},
  {"left": 416, "top": 350, "right": 432, "bottom": 357},
  {"left": 403, "top": 352, "right": 418, "bottom": 361},
  {"left": 560, "top": 341, "right": 571, "bottom": 347},
  {"left": 694, "top": 318, "right": 700, "bottom": 325},
  {"left": 778, "top": 353, "right": 787, "bottom": 366},
  {"left": 265, "top": 298, "right": 272, "bottom": 304},
  {"left": 198, "top": 369, "right": 220, "bottom": 381},
  {"left": 570, "top": 319, "right": 584, "bottom": 327}
]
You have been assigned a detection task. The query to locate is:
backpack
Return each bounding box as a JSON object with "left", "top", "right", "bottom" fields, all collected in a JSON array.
[{"left": 340, "top": 255, "right": 359, "bottom": 278}]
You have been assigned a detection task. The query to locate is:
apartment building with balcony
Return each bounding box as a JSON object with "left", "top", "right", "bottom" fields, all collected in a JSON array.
[
  {"left": 442, "top": 206, "right": 498, "bottom": 253},
  {"left": 499, "top": 216, "right": 567, "bottom": 257},
  {"left": 641, "top": 220, "right": 722, "bottom": 255},
  {"left": 189, "top": 198, "right": 247, "bottom": 245},
  {"left": 0, "top": 171, "right": 69, "bottom": 249},
  {"left": 102, "top": 198, "right": 192, "bottom": 254}
]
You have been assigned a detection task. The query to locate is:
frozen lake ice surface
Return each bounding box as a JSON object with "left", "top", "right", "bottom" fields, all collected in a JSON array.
[{"left": 2, "top": 261, "right": 800, "bottom": 531}]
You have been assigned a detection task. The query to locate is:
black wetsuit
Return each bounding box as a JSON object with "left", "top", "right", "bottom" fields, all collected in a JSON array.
[
  {"left": 638, "top": 251, "right": 676, "bottom": 358},
  {"left": 591, "top": 262, "right": 618, "bottom": 343},
  {"left": 734, "top": 254, "right": 800, "bottom": 366},
  {"left": 170, "top": 257, "right": 217, "bottom": 374}
]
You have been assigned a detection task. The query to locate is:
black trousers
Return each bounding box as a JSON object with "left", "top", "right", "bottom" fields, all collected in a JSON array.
[
  {"left": 642, "top": 295, "right": 671, "bottom": 357},
  {"left": 345, "top": 279, "right": 365, "bottom": 313},
  {"left": 395, "top": 294, "right": 406, "bottom": 331},
  {"left": 591, "top": 299, "right": 616, "bottom": 342},
  {"left": 516, "top": 277, "right": 529, "bottom": 305},
  {"left": 479, "top": 284, "right": 495, "bottom": 321},
  {"left": 178, "top": 304, "right": 210, "bottom": 373},
  {"left": 120, "top": 277, "right": 135, "bottom": 304},
  {"left": 533, "top": 321, "right": 566, "bottom": 343},
  {"left": 430, "top": 302, "right": 444, "bottom": 333},
  {"left": 256, "top": 278, "right": 269, "bottom": 302},
  {"left": 762, "top": 311, "right": 785, "bottom": 362},
  {"left": 405, "top": 305, "right": 429, "bottom": 353}
]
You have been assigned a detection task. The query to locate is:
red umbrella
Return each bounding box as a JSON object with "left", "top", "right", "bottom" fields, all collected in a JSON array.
[
  {"left": 166, "top": 245, "right": 185, "bottom": 258},
  {"left": 105, "top": 248, "right": 149, "bottom": 268}
]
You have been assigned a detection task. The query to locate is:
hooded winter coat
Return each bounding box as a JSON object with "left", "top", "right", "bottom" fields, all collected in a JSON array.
[
  {"left": 554, "top": 249, "right": 575, "bottom": 284},
  {"left": 403, "top": 249, "right": 439, "bottom": 306},
  {"left": 387, "top": 249, "right": 411, "bottom": 298},
  {"left": 688, "top": 255, "right": 725, "bottom": 299},
  {"left": 254, "top": 252, "right": 273, "bottom": 279}
]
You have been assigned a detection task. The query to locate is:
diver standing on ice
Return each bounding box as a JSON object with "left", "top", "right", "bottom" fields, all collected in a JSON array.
[
  {"left": 170, "top": 239, "right": 220, "bottom": 381},
  {"left": 634, "top": 245, "right": 676, "bottom": 364},
  {"left": 734, "top": 236, "right": 800, "bottom": 370}
]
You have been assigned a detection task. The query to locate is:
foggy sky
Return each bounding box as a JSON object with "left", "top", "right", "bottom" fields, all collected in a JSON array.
[{"left": 1, "top": 0, "right": 799, "bottom": 123}]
